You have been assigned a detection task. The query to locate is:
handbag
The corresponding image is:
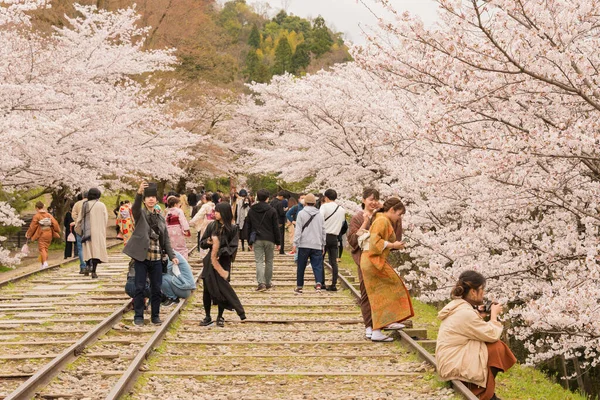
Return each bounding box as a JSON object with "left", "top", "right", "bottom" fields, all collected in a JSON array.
[
  {"left": 67, "top": 232, "right": 76, "bottom": 242},
  {"left": 249, "top": 212, "right": 267, "bottom": 245},
  {"left": 357, "top": 229, "right": 370, "bottom": 251},
  {"left": 21, "top": 241, "right": 30, "bottom": 256}
]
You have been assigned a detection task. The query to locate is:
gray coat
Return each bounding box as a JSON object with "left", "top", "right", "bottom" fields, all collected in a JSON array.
[{"left": 123, "top": 193, "right": 176, "bottom": 262}]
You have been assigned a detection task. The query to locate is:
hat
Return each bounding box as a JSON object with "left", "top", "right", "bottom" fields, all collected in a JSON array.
[
  {"left": 304, "top": 193, "right": 316, "bottom": 205},
  {"left": 239, "top": 189, "right": 248, "bottom": 197},
  {"left": 144, "top": 183, "right": 158, "bottom": 199}
]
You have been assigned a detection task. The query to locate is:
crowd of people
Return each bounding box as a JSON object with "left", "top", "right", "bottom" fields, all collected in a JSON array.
[{"left": 24, "top": 182, "right": 514, "bottom": 400}]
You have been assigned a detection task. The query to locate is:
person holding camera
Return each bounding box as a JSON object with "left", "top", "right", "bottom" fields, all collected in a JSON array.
[
  {"left": 436, "top": 271, "right": 517, "bottom": 400},
  {"left": 124, "top": 181, "right": 179, "bottom": 326}
]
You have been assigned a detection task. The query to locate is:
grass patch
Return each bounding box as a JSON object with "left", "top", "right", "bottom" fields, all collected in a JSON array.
[
  {"left": 496, "top": 364, "right": 587, "bottom": 400},
  {"left": 0, "top": 265, "right": 13, "bottom": 273},
  {"left": 48, "top": 241, "right": 64, "bottom": 251}
]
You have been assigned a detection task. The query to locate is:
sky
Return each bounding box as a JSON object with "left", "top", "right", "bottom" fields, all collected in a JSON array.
[{"left": 254, "top": 0, "right": 440, "bottom": 44}]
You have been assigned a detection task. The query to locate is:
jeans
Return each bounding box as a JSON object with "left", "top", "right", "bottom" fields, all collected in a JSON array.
[
  {"left": 75, "top": 233, "right": 85, "bottom": 270},
  {"left": 253, "top": 240, "right": 275, "bottom": 285},
  {"left": 125, "top": 277, "right": 150, "bottom": 299},
  {"left": 296, "top": 247, "right": 323, "bottom": 287},
  {"left": 134, "top": 259, "right": 163, "bottom": 320}
]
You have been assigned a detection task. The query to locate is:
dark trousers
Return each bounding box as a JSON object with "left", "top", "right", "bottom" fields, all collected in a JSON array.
[
  {"left": 296, "top": 248, "right": 323, "bottom": 287},
  {"left": 323, "top": 234, "right": 339, "bottom": 287},
  {"left": 279, "top": 223, "right": 285, "bottom": 254},
  {"left": 134, "top": 259, "right": 162, "bottom": 320},
  {"left": 64, "top": 232, "right": 78, "bottom": 258}
]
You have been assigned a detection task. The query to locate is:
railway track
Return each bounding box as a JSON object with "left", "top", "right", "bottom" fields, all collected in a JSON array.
[
  {"left": 122, "top": 251, "right": 464, "bottom": 400},
  {"left": 0, "top": 244, "right": 202, "bottom": 400},
  {"left": 1, "top": 240, "right": 476, "bottom": 399}
]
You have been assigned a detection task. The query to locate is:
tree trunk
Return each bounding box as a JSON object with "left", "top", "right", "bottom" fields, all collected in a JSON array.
[{"left": 51, "top": 187, "right": 70, "bottom": 238}]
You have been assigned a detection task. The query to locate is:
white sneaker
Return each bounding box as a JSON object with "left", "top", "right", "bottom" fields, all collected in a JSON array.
[
  {"left": 41, "top": 262, "right": 48, "bottom": 269},
  {"left": 365, "top": 326, "right": 373, "bottom": 339},
  {"left": 383, "top": 322, "right": 406, "bottom": 330}
]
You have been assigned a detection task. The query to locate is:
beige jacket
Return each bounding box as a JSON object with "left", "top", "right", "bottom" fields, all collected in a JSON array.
[
  {"left": 75, "top": 200, "right": 109, "bottom": 263},
  {"left": 435, "top": 299, "right": 503, "bottom": 387}
]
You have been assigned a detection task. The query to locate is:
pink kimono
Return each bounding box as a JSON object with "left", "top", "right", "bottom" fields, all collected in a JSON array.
[{"left": 166, "top": 207, "right": 190, "bottom": 259}]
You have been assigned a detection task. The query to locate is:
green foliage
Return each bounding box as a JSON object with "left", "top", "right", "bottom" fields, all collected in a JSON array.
[
  {"left": 310, "top": 16, "right": 334, "bottom": 57},
  {"left": 248, "top": 23, "right": 260, "bottom": 48},
  {"left": 272, "top": 36, "right": 293, "bottom": 75},
  {"left": 496, "top": 364, "right": 587, "bottom": 400},
  {"left": 291, "top": 42, "right": 311, "bottom": 73}
]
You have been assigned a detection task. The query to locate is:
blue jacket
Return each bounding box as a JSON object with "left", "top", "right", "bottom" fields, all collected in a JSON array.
[{"left": 286, "top": 204, "right": 304, "bottom": 223}]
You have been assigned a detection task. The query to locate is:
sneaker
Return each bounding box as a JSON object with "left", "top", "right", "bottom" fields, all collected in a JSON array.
[
  {"left": 371, "top": 329, "right": 394, "bottom": 342},
  {"left": 217, "top": 317, "right": 225, "bottom": 327},
  {"left": 133, "top": 319, "right": 144, "bottom": 326},
  {"left": 287, "top": 250, "right": 295, "bottom": 255},
  {"left": 325, "top": 285, "right": 338, "bottom": 292},
  {"left": 151, "top": 317, "right": 162, "bottom": 326},
  {"left": 256, "top": 284, "right": 267, "bottom": 292},
  {"left": 199, "top": 317, "right": 214, "bottom": 327},
  {"left": 315, "top": 283, "right": 322, "bottom": 292},
  {"left": 161, "top": 297, "right": 178, "bottom": 307},
  {"left": 294, "top": 287, "right": 303, "bottom": 295},
  {"left": 266, "top": 283, "right": 273, "bottom": 290},
  {"left": 79, "top": 269, "right": 85, "bottom": 275}
]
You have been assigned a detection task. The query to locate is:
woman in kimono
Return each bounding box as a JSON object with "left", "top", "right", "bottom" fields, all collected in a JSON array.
[
  {"left": 26, "top": 201, "right": 60, "bottom": 268},
  {"left": 199, "top": 202, "right": 246, "bottom": 327},
  {"left": 165, "top": 196, "right": 191, "bottom": 259},
  {"left": 360, "top": 197, "right": 414, "bottom": 342},
  {"left": 117, "top": 200, "right": 134, "bottom": 244}
]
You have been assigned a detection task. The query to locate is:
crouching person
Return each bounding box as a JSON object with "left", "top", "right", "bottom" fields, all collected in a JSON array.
[
  {"left": 124, "top": 181, "right": 179, "bottom": 327},
  {"left": 436, "top": 271, "right": 516, "bottom": 400},
  {"left": 125, "top": 259, "right": 150, "bottom": 300},
  {"left": 161, "top": 251, "right": 196, "bottom": 306}
]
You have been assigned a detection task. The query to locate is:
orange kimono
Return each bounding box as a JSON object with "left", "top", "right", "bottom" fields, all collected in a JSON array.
[
  {"left": 360, "top": 213, "right": 414, "bottom": 330},
  {"left": 26, "top": 212, "right": 60, "bottom": 263}
]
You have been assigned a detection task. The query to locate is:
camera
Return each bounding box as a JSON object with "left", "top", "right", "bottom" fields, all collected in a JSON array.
[{"left": 475, "top": 300, "right": 494, "bottom": 314}]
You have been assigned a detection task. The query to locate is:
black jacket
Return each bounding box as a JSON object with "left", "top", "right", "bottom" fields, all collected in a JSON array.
[
  {"left": 246, "top": 201, "right": 280, "bottom": 245},
  {"left": 123, "top": 193, "right": 176, "bottom": 262},
  {"left": 269, "top": 197, "right": 286, "bottom": 224}
]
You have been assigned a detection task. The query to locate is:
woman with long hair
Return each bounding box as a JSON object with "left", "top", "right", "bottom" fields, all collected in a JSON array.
[
  {"left": 199, "top": 202, "right": 246, "bottom": 327},
  {"left": 26, "top": 201, "right": 60, "bottom": 269},
  {"left": 360, "top": 197, "right": 414, "bottom": 342},
  {"left": 165, "top": 196, "right": 191, "bottom": 259}
]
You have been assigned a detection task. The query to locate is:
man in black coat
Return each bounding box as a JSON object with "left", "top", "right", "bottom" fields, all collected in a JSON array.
[
  {"left": 247, "top": 189, "right": 281, "bottom": 291},
  {"left": 269, "top": 190, "right": 289, "bottom": 254},
  {"left": 124, "top": 181, "right": 179, "bottom": 326}
]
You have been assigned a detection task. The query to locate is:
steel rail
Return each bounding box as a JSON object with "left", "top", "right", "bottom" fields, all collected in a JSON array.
[
  {"left": 104, "top": 244, "right": 201, "bottom": 400},
  {"left": 0, "top": 240, "right": 123, "bottom": 288},
  {"left": 3, "top": 243, "right": 198, "bottom": 400},
  {"left": 325, "top": 261, "right": 478, "bottom": 400}
]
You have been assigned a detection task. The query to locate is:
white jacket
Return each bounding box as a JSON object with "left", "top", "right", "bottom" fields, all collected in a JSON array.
[{"left": 435, "top": 299, "right": 503, "bottom": 387}]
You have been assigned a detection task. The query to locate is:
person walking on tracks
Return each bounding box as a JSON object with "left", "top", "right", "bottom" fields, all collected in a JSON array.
[
  {"left": 199, "top": 202, "right": 246, "bottom": 327},
  {"left": 319, "top": 189, "right": 346, "bottom": 291},
  {"left": 436, "top": 271, "right": 516, "bottom": 400},
  {"left": 269, "top": 190, "right": 289, "bottom": 254},
  {"left": 247, "top": 189, "right": 280, "bottom": 292},
  {"left": 292, "top": 193, "right": 326, "bottom": 294},
  {"left": 74, "top": 188, "right": 108, "bottom": 279},
  {"left": 124, "top": 181, "right": 179, "bottom": 326},
  {"left": 71, "top": 192, "right": 88, "bottom": 274},
  {"left": 26, "top": 201, "right": 60, "bottom": 269},
  {"left": 360, "top": 197, "right": 413, "bottom": 342}
]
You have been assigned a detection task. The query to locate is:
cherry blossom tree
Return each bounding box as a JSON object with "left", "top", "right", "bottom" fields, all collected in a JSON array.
[
  {"left": 231, "top": 0, "right": 600, "bottom": 372},
  {"left": 0, "top": 1, "right": 203, "bottom": 265}
]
